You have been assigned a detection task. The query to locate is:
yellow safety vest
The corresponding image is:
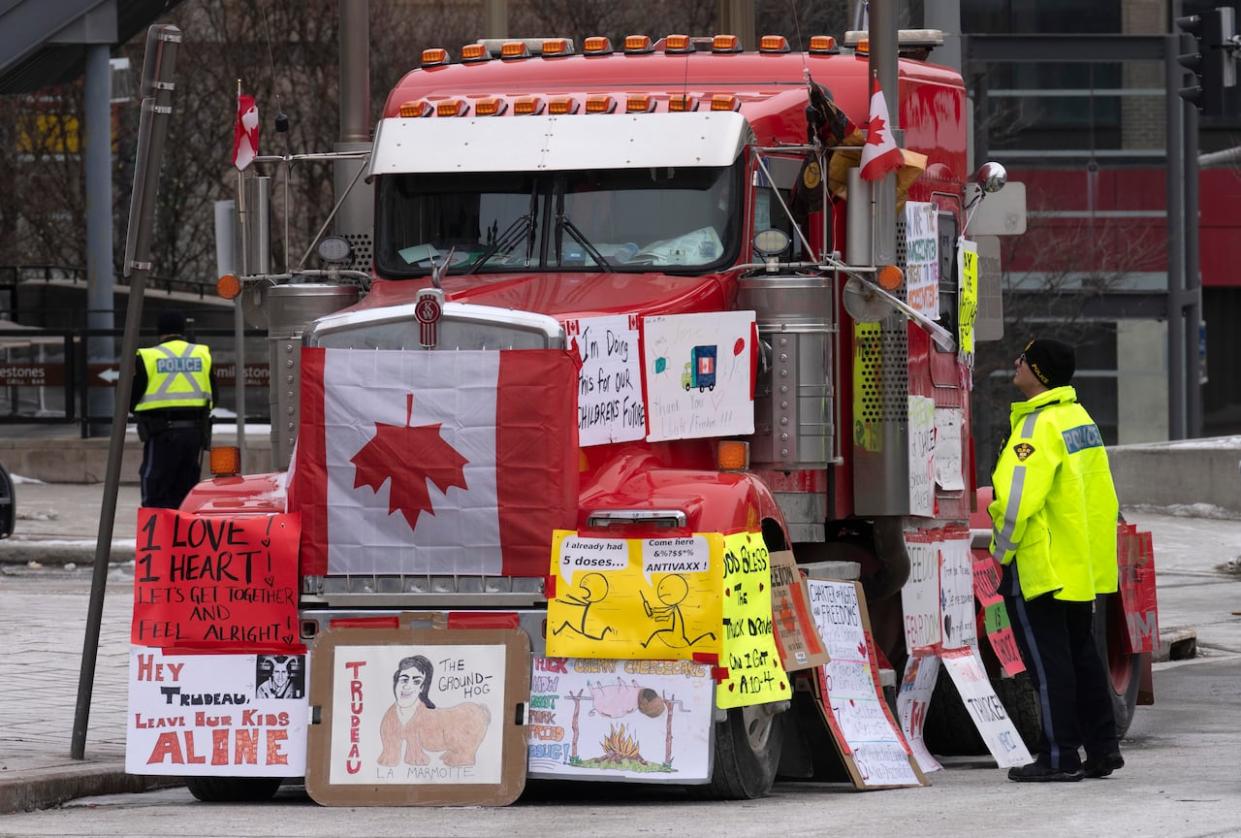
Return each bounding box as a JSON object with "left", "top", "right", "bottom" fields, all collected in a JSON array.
[
  {"left": 135, "top": 339, "right": 213, "bottom": 412},
  {"left": 988, "top": 385, "right": 1119, "bottom": 602}
]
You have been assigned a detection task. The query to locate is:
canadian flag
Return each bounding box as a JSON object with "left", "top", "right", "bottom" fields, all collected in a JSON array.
[
  {"left": 290, "top": 348, "right": 579, "bottom": 577},
  {"left": 232, "top": 94, "right": 260, "bottom": 170},
  {"left": 859, "top": 78, "right": 903, "bottom": 181}
]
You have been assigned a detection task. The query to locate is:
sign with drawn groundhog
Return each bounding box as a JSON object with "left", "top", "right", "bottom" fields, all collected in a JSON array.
[{"left": 306, "top": 625, "right": 530, "bottom": 807}]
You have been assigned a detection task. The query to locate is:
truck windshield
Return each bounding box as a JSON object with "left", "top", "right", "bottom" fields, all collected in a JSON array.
[{"left": 375, "top": 162, "right": 740, "bottom": 277}]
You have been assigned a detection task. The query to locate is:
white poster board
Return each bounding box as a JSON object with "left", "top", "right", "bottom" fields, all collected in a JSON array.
[
  {"left": 527, "top": 657, "right": 714, "bottom": 782},
  {"left": 896, "top": 654, "right": 943, "bottom": 773},
  {"left": 566, "top": 315, "right": 646, "bottom": 447},
  {"left": 941, "top": 650, "right": 1033, "bottom": 769},
  {"left": 126, "top": 648, "right": 309, "bottom": 776},
  {"left": 904, "top": 201, "right": 940, "bottom": 319},
  {"left": 908, "top": 395, "right": 936, "bottom": 517},
  {"left": 807, "top": 580, "right": 922, "bottom": 788},
  {"left": 642, "top": 311, "right": 755, "bottom": 442},
  {"left": 327, "top": 645, "right": 507, "bottom": 785},
  {"left": 934, "top": 407, "right": 965, "bottom": 491},
  {"left": 900, "top": 532, "right": 942, "bottom": 652},
  {"left": 940, "top": 532, "right": 977, "bottom": 650}
]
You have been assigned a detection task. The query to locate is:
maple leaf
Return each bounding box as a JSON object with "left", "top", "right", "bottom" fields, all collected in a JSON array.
[
  {"left": 351, "top": 393, "right": 469, "bottom": 531},
  {"left": 864, "top": 114, "right": 887, "bottom": 146}
]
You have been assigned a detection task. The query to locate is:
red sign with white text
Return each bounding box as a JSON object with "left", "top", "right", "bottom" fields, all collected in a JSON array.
[{"left": 132, "top": 508, "right": 303, "bottom": 653}]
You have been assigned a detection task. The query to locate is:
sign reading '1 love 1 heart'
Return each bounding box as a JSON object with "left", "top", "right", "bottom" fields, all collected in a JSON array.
[{"left": 132, "top": 508, "right": 303, "bottom": 653}]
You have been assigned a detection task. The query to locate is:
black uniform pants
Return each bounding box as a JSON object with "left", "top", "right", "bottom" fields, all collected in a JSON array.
[
  {"left": 1003, "top": 563, "right": 1118, "bottom": 771},
  {"left": 139, "top": 426, "right": 205, "bottom": 509}
]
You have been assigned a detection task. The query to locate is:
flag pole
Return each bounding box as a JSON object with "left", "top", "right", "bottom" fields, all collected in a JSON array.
[{"left": 235, "top": 78, "right": 248, "bottom": 465}]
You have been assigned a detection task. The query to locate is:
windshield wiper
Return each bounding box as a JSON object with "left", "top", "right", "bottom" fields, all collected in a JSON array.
[
  {"left": 467, "top": 184, "right": 540, "bottom": 274},
  {"left": 554, "top": 190, "right": 612, "bottom": 272}
]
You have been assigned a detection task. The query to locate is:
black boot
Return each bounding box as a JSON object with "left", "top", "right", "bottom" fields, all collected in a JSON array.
[
  {"left": 1008, "top": 761, "right": 1084, "bottom": 783},
  {"left": 1083, "top": 752, "right": 1124, "bottom": 778}
]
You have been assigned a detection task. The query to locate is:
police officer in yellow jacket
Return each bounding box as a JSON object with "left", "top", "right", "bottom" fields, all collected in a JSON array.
[
  {"left": 130, "top": 311, "right": 216, "bottom": 509},
  {"left": 990, "top": 338, "right": 1123, "bottom": 782}
]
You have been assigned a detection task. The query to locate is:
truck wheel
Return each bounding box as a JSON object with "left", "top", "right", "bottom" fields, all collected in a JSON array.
[
  {"left": 692, "top": 705, "right": 784, "bottom": 800},
  {"left": 185, "top": 776, "right": 283, "bottom": 803},
  {"left": 1094, "top": 593, "right": 1145, "bottom": 738},
  {"left": 923, "top": 669, "right": 1043, "bottom": 755}
]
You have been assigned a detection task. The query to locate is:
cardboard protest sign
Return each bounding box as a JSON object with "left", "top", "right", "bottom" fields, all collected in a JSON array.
[
  {"left": 896, "top": 654, "right": 942, "bottom": 774},
  {"left": 717, "top": 531, "right": 791, "bottom": 708},
  {"left": 306, "top": 624, "right": 530, "bottom": 807},
  {"left": 970, "top": 549, "right": 1025, "bottom": 676},
  {"left": 900, "top": 530, "right": 942, "bottom": 653},
  {"left": 527, "top": 657, "right": 714, "bottom": 783},
  {"left": 1119, "top": 526, "right": 1159, "bottom": 653},
  {"left": 957, "top": 237, "right": 979, "bottom": 365},
  {"left": 904, "top": 201, "right": 940, "bottom": 319},
  {"left": 933, "top": 407, "right": 965, "bottom": 491},
  {"left": 768, "top": 551, "right": 830, "bottom": 672},
  {"left": 642, "top": 311, "right": 756, "bottom": 442},
  {"left": 565, "top": 314, "right": 645, "bottom": 447},
  {"left": 126, "top": 647, "right": 309, "bottom": 776},
  {"left": 941, "top": 649, "right": 1033, "bottom": 769},
  {"left": 807, "top": 579, "right": 925, "bottom": 789},
  {"left": 908, "top": 395, "right": 936, "bottom": 517},
  {"left": 132, "top": 509, "right": 301, "bottom": 653},
  {"left": 545, "top": 531, "right": 723, "bottom": 662},
  {"left": 939, "top": 529, "right": 976, "bottom": 650}
]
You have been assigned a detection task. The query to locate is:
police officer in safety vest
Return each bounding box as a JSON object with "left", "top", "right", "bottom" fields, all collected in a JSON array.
[
  {"left": 130, "top": 311, "right": 216, "bottom": 509},
  {"left": 990, "top": 338, "right": 1123, "bottom": 783}
]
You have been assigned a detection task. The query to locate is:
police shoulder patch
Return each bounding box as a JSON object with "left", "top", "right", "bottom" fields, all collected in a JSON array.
[{"left": 1013, "top": 442, "right": 1036, "bottom": 461}]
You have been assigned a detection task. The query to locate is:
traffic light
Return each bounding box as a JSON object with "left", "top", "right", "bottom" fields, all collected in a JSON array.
[{"left": 1177, "top": 7, "right": 1239, "bottom": 116}]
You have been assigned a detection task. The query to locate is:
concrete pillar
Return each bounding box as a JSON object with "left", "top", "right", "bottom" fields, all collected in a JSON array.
[
  {"left": 84, "top": 43, "right": 114, "bottom": 433},
  {"left": 1117, "top": 320, "right": 1169, "bottom": 443}
]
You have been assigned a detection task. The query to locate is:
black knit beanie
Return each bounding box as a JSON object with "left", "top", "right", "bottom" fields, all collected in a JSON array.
[
  {"left": 157, "top": 310, "right": 187, "bottom": 336},
  {"left": 1023, "top": 338, "right": 1075, "bottom": 388}
]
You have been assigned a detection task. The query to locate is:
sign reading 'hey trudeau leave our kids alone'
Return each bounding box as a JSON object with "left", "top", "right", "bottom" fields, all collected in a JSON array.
[{"left": 132, "top": 509, "right": 302, "bottom": 653}]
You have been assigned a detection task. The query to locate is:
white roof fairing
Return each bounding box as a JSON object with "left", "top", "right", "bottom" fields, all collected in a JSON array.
[{"left": 366, "top": 111, "right": 753, "bottom": 177}]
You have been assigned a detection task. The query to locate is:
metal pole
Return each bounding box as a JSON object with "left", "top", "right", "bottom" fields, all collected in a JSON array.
[
  {"left": 84, "top": 44, "right": 115, "bottom": 435},
  {"left": 483, "top": 0, "right": 508, "bottom": 39},
  {"left": 869, "top": 0, "right": 900, "bottom": 265},
  {"left": 717, "top": 0, "right": 756, "bottom": 51},
  {"left": 1165, "top": 35, "right": 1186, "bottom": 440},
  {"left": 339, "top": 0, "right": 370, "bottom": 146},
  {"left": 215, "top": 201, "right": 244, "bottom": 462},
  {"left": 1183, "top": 100, "right": 1202, "bottom": 437},
  {"left": 72, "top": 24, "right": 181, "bottom": 760}
]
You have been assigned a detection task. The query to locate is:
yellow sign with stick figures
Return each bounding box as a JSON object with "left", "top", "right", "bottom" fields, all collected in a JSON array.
[{"left": 545, "top": 530, "right": 724, "bottom": 661}]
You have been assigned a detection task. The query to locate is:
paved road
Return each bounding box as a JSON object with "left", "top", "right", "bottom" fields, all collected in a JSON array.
[{"left": 1, "top": 656, "right": 1238, "bottom": 838}]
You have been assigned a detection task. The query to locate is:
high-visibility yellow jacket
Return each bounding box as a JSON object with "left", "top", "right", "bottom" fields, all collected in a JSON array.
[
  {"left": 134, "top": 339, "right": 213, "bottom": 412},
  {"left": 988, "top": 385, "right": 1119, "bottom": 602}
]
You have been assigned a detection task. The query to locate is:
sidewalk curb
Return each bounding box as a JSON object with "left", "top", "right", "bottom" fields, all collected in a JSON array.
[
  {"left": 0, "top": 542, "right": 134, "bottom": 566},
  {"left": 0, "top": 761, "right": 181, "bottom": 814}
]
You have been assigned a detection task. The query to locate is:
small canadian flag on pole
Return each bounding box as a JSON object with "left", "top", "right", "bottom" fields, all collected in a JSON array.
[
  {"left": 232, "top": 93, "right": 260, "bottom": 170},
  {"left": 859, "top": 77, "right": 903, "bottom": 181}
]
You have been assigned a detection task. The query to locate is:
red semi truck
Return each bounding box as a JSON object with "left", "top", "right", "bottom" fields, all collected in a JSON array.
[{"left": 179, "top": 29, "right": 1156, "bottom": 801}]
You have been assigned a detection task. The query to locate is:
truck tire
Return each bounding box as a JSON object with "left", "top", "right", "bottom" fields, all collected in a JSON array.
[
  {"left": 692, "top": 705, "right": 784, "bottom": 800},
  {"left": 1094, "top": 593, "right": 1145, "bottom": 739},
  {"left": 923, "top": 669, "right": 1043, "bottom": 756},
  {"left": 185, "top": 776, "right": 283, "bottom": 803}
]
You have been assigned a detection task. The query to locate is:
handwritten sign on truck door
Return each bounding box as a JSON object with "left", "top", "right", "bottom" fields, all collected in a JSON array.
[{"left": 132, "top": 508, "right": 302, "bottom": 653}]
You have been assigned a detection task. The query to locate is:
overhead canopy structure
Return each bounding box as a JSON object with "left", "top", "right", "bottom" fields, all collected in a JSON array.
[{"left": 0, "top": 0, "right": 183, "bottom": 93}]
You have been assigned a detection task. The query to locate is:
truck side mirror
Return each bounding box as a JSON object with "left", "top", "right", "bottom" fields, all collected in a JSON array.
[{"left": 972, "top": 162, "right": 1007, "bottom": 195}]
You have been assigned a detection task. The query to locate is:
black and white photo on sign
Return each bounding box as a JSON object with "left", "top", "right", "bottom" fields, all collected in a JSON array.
[{"left": 257, "top": 655, "right": 306, "bottom": 700}]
